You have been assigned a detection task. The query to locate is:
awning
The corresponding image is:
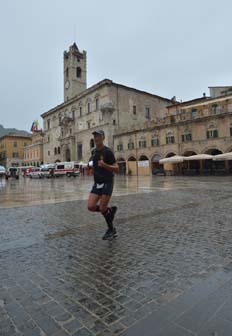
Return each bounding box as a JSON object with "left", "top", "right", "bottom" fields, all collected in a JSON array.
[
  {"left": 159, "top": 155, "right": 184, "bottom": 164},
  {"left": 183, "top": 154, "right": 213, "bottom": 161},
  {"left": 213, "top": 153, "right": 232, "bottom": 161}
]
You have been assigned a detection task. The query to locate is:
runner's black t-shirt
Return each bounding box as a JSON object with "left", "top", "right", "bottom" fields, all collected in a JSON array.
[{"left": 90, "top": 146, "right": 116, "bottom": 183}]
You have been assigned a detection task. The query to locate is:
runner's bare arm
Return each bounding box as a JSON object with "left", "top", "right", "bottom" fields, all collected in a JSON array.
[{"left": 98, "top": 160, "right": 119, "bottom": 173}]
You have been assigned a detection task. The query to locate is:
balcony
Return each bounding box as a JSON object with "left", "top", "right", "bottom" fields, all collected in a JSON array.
[
  {"left": 59, "top": 115, "right": 74, "bottom": 126},
  {"left": 100, "top": 101, "right": 115, "bottom": 113}
]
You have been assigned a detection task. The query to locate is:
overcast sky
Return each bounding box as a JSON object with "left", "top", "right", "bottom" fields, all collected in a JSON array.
[{"left": 1, "top": 0, "right": 232, "bottom": 131}]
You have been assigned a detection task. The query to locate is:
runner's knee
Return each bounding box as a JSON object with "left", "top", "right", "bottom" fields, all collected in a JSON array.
[{"left": 88, "top": 204, "right": 96, "bottom": 212}]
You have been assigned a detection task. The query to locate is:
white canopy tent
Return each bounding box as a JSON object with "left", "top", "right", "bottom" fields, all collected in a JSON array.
[
  {"left": 213, "top": 153, "right": 232, "bottom": 161},
  {"left": 159, "top": 155, "right": 184, "bottom": 164},
  {"left": 183, "top": 154, "right": 213, "bottom": 161}
]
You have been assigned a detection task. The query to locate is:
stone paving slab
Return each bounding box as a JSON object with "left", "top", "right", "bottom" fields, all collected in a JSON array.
[{"left": 1, "top": 177, "right": 232, "bottom": 335}]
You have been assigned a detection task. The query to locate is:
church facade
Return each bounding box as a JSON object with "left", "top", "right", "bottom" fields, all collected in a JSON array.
[{"left": 41, "top": 43, "right": 172, "bottom": 164}]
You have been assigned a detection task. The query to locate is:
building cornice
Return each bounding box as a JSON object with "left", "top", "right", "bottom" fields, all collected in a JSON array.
[
  {"left": 168, "top": 94, "right": 232, "bottom": 110},
  {"left": 113, "top": 111, "right": 232, "bottom": 138},
  {"left": 41, "top": 79, "right": 173, "bottom": 119}
]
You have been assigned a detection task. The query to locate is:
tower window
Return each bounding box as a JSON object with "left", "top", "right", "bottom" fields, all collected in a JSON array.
[
  {"left": 76, "top": 67, "right": 82, "bottom": 78},
  {"left": 66, "top": 67, "right": 69, "bottom": 78},
  {"left": 80, "top": 106, "right": 82, "bottom": 117},
  {"left": 133, "top": 105, "right": 137, "bottom": 115}
]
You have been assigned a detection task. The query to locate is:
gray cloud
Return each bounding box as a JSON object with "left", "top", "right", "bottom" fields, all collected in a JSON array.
[{"left": 0, "top": 0, "right": 232, "bottom": 130}]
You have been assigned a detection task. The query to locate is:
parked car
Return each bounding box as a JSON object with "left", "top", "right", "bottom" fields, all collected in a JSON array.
[
  {"left": 0, "top": 166, "right": 6, "bottom": 178},
  {"left": 40, "top": 164, "right": 55, "bottom": 178},
  {"left": 6, "top": 167, "right": 19, "bottom": 179},
  {"left": 53, "top": 162, "right": 80, "bottom": 177},
  {"left": 28, "top": 167, "right": 42, "bottom": 179}
]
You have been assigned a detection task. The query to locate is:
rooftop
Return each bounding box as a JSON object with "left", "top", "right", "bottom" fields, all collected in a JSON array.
[{"left": 41, "top": 79, "right": 173, "bottom": 118}]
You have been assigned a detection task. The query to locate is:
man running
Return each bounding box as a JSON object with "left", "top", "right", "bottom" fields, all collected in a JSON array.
[{"left": 87, "top": 130, "right": 119, "bottom": 240}]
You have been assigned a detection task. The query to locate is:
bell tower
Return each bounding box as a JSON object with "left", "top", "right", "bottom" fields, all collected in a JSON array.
[{"left": 63, "top": 42, "right": 87, "bottom": 101}]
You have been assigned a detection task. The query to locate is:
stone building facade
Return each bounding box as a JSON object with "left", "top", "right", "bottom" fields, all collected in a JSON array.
[
  {"left": 0, "top": 134, "right": 32, "bottom": 168},
  {"left": 113, "top": 87, "right": 232, "bottom": 175},
  {"left": 41, "top": 43, "right": 172, "bottom": 164},
  {"left": 23, "top": 132, "right": 44, "bottom": 166}
]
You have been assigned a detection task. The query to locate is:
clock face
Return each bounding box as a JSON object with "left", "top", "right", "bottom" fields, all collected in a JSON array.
[{"left": 65, "top": 80, "right": 70, "bottom": 89}]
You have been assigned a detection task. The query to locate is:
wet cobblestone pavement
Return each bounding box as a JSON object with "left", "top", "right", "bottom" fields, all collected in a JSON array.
[{"left": 1, "top": 176, "right": 232, "bottom": 335}]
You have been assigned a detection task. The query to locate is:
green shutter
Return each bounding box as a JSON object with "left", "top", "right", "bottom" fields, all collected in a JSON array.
[
  {"left": 213, "top": 130, "right": 218, "bottom": 138},
  {"left": 171, "top": 136, "right": 175, "bottom": 144},
  {"left": 189, "top": 133, "right": 192, "bottom": 141},
  {"left": 166, "top": 137, "right": 168, "bottom": 144},
  {"left": 182, "top": 135, "right": 185, "bottom": 142}
]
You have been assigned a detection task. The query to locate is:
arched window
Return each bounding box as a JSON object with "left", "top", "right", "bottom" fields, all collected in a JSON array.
[
  {"left": 90, "top": 139, "right": 94, "bottom": 149},
  {"left": 58, "top": 147, "right": 61, "bottom": 154},
  {"left": 54, "top": 147, "right": 57, "bottom": 155},
  {"left": 182, "top": 128, "right": 192, "bottom": 142},
  {"left": 166, "top": 130, "right": 175, "bottom": 144},
  {"left": 76, "top": 67, "right": 82, "bottom": 78},
  {"left": 139, "top": 136, "right": 147, "bottom": 148}
]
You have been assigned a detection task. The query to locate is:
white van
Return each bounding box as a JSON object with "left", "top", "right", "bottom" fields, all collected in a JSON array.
[
  {"left": 53, "top": 162, "right": 80, "bottom": 177},
  {"left": 40, "top": 164, "right": 55, "bottom": 178}
]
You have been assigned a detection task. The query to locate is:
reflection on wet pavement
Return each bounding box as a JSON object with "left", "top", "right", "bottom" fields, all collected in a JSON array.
[
  {"left": 1, "top": 176, "right": 232, "bottom": 335},
  {"left": 1, "top": 175, "right": 232, "bottom": 208}
]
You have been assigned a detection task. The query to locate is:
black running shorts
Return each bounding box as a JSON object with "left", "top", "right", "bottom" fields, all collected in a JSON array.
[{"left": 91, "top": 181, "right": 114, "bottom": 196}]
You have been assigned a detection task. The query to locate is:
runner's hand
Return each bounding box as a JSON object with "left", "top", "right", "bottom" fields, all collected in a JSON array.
[{"left": 98, "top": 160, "right": 106, "bottom": 168}]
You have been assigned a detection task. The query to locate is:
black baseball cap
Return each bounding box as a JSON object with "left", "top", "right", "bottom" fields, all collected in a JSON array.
[{"left": 92, "top": 130, "right": 105, "bottom": 136}]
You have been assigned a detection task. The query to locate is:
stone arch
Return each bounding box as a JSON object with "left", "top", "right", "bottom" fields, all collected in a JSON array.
[
  {"left": 182, "top": 150, "right": 198, "bottom": 172},
  {"left": 127, "top": 155, "right": 136, "bottom": 161},
  {"left": 164, "top": 151, "right": 177, "bottom": 158},
  {"left": 150, "top": 153, "right": 162, "bottom": 161},
  {"left": 202, "top": 147, "right": 224, "bottom": 173},
  {"left": 138, "top": 155, "right": 150, "bottom": 176},
  {"left": 203, "top": 147, "right": 223, "bottom": 155},
  {"left": 151, "top": 153, "right": 163, "bottom": 173},
  {"left": 182, "top": 149, "right": 198, "bottom": 156},
  {"left": 127, "top": 155, "right": 137, "bottom": 175},
  {"left": 139, "top": 155, "right": 149, "bottom": 161},
  {"left": 117, "top": 157, "right": 126, "bottom": 175}
]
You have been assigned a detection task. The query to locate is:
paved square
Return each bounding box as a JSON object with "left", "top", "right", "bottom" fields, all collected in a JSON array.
[{"left": 1, "top": 176, "right": 232, "bottom": 335}]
